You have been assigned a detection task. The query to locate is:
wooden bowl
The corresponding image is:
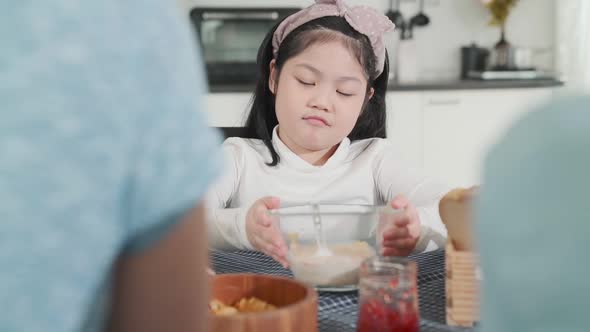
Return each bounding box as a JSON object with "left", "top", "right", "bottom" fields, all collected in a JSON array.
[{"left": 209, "top": 273, "right": 318, "bottom": 332}]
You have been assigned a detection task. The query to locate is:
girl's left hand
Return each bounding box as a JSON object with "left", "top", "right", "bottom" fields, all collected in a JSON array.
[{"left": 380, "top": 195, "right": 421, "bottom": 257}]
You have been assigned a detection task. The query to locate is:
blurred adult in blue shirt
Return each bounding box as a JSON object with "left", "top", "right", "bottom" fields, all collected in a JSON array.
[
  {"left": 0, "top": 1, "right": 222, "bottom": 331},
  {"left": 477, "top": 96, "right": 590, "bottom": 332}
]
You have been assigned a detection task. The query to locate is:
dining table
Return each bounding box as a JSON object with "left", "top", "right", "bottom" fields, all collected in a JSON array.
[{"left": 211, "top": 249, "right": 476, "bottom": 332}]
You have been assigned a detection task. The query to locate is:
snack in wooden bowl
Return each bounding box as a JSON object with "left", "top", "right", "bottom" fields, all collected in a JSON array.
[
  {"left": 209, "top": 273, "right": 318, "bottom": 332},
  {"left": 210, "top": 297, "right": 276, "bottom": 315}
]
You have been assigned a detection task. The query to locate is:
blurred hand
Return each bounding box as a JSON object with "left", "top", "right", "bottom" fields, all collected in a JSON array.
[
  {"left": 380, "top": 195, "right": 421, "bottom": 257},
  {"left": 245, "top": 197, "right": 288, "bottom": 267}
]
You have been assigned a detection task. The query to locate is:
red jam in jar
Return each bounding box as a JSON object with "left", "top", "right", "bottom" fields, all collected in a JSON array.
[{"left": 357, "top": 256, "right": 419, "bottom": 332}]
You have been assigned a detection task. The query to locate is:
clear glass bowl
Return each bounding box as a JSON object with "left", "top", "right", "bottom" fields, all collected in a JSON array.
[{"left": 268, "top": 204, "right": 399, "bottom": 291}]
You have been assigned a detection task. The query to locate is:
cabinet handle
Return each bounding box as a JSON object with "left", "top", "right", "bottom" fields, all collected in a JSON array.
[{"left": 427, "top": 98, "right": 461, "bottom": 106}]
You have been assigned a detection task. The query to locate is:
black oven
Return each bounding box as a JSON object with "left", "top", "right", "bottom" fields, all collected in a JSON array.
[{"left": 190, "top": 7, "right": 300, "bottom": 86}]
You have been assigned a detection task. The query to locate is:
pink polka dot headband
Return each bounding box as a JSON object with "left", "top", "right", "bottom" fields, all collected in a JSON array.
[{"left": 272, "top": 0, "right": 395, "bottom": 76}]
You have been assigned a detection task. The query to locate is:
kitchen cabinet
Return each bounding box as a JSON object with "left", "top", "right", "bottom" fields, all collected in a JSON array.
[
  {"left": 206, "top": 88, "right": 556, "bottom": 187},
  {"left": 386, "top": 92, "right": 423, "bottom": 169},
  {"left": 419, "top": 88, "right": 554, "bottom": 187}
]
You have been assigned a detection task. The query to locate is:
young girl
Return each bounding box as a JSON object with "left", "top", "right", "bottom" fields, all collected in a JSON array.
[{"left": 207, "top": 0, "right": 449, "bottom": 266}]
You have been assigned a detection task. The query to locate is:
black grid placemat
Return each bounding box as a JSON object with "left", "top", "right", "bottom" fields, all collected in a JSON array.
[{"left": 211, "top": 249, "right": 474, "bottom": 332}]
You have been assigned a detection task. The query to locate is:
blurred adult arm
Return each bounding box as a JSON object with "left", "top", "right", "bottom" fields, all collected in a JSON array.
[{"left": 108, "top": 204, "right": 209, "bottom": 332}]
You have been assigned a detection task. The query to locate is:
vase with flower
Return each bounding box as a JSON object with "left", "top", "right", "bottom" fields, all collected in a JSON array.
[{"left": 481, "top": 0, "right": 519, "bottom": 70}]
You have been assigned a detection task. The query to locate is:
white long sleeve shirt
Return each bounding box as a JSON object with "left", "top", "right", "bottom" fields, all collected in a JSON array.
[{"left": 206, "top": 128, "right": 449, "bottom": 252}]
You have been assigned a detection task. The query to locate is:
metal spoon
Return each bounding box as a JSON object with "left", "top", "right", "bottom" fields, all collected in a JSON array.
[{"left": 312, "top": 204, "right": 332, "bottom": 257}]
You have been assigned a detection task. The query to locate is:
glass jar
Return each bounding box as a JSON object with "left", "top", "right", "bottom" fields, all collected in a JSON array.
[{"left": 357, "top": 256, "right": 419, "bottom": 332}]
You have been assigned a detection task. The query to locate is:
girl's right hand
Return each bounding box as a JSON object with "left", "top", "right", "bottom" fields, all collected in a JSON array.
[{"left": 245, "top": 196, "right": 289, "bottom": 267}]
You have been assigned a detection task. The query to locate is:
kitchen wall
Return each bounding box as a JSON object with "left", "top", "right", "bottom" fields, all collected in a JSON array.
[{"left": 182, "top": 0, "right": 556, "bottom": 81}]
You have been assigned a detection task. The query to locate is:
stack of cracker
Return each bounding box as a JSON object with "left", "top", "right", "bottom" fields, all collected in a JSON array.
[{"left": 439, "top": 187, "right": 480, "bottom": 327}]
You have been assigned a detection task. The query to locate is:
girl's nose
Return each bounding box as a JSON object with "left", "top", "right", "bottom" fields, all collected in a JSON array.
[{"left": 308, "top": 87, "right": 331, "bottom": 112}]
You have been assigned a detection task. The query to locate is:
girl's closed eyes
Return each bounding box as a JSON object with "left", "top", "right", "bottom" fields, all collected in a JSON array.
[
  {"left": 293, "top": 62, "right": 363, "bottom": 96},
  {"left": 296, "top": 78, "right": 315, "bottom": 86},
  {"left": 336, "top": 83, "right": 361, "bottom": 97},
  {"left": 294, "top": 75, "right": 360, "bottom": 97}
]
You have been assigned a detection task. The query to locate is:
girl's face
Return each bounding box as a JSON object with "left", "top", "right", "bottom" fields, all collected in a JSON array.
[{"left": 269, "top": 40, "right": 373, "bottom": 153}]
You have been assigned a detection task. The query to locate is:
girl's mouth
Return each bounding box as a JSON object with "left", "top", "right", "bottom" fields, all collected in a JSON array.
[{"left": 303, "top": 115, "right": 329, "bottom": 127}]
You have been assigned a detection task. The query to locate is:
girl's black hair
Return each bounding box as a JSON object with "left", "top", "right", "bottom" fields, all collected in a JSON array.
[{"left": 243, "top": 15, "right": 390, "bottom": 166}]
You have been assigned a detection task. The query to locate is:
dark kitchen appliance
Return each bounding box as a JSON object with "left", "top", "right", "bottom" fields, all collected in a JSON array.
[{"left": 190, "top": 7, "right": 300, "bottom": 86}]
